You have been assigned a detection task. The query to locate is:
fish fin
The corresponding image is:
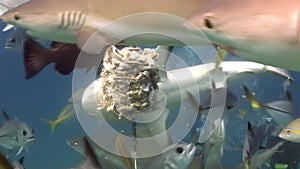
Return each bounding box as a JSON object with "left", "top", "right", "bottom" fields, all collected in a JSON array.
[
  {"left": 2, "top": 24, "right": 14, "bottom": 32},
  {"left": 54, "top": 59, "right": 76, "bottom": 75},
  {"left": 77, "top": 27, "right": 121, "bottom": 54},
  {"left": 16, "top": 146, "right": 24, "bottom": 156},
  {"left": 1, "top": 110, "right": 10, "bottom": 121},
  {"left": 52, "top": 42, "right": 78, "bottom": 75},
  {"left": 41, "top": 119, "right": 57, "bottom": 135},
  {"left": 82, "top": 136, "right": 103, "bottom": 169},
  {"left": 24, "top": 38, "right": 52, "bottom": 79},
  {"left": 243, "top": 85, "right": 261, "bottom": 109}
]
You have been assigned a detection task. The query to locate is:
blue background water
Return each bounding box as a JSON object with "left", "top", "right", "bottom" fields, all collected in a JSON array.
[{"left": 0, "top": 18, "right": 300, "bottom": 169}]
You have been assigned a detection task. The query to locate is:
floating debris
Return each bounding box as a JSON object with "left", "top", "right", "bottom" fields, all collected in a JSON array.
[{"left": 97, "top": 46, "right": 160, "bottom": 118}]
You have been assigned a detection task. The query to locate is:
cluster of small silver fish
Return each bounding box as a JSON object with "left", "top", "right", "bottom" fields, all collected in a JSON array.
[{"left": 98, "top": 46, "right": 160, "bottom": 118}]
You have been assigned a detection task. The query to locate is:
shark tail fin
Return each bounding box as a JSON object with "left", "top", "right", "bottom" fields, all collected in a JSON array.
[
  {"left": 243, "top": 85, "right": 262, "bottom": 109},
  {"left": 41, "top": 119, "right": 57, "bottom": 134},
  {"left": 24, "top": 38, "right": 52, "bottom": 79}
]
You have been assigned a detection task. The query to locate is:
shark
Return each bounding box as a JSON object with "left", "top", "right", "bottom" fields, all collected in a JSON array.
[
  {"left": 1, "top": 0, "right": 210, "bottom": 54},
  {"left": 186, "top": 0, "right": 300, "bottom": 72}
]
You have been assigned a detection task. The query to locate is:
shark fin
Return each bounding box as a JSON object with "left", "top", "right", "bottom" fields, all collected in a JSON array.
[
  {"left": 2, "top": 24, "right": 14, "bottom": 32},
  {"left": 24, "top": 38, "right": 52, "bottom": 79},
  {"left": 77, "top": 27, "right": 121, "bottom": 55}
]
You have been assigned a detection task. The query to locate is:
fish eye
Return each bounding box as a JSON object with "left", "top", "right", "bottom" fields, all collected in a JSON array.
[
  {"left": 285, "top": 128, "right": 291, "bottom": 134},
  {"left": 175, "top": 147, "right": 184, "bottom": 154},
  {"left": 14, "top": 14, "right": 21, "bottom": 21},
  {"left": 204, "top": 18, "right": 214, "bottom": 29},
  {"left": 10, "top": 38, "right": 16, "bottom": 43},
  {"left": 71, "top": 141, "right": 78, "bottom": 147},
  {"left": 32, "top": 129, "right": 34, "bottom": 133},
  {"left": 22, "top": 130, "right": 27, "bottom": 136},
  {"left": 226, "top": 105, "right": 234, "bottom": 110}
]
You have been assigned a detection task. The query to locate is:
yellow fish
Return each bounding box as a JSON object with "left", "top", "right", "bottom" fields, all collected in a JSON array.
[
  {"left": 279, "top": 118, "right": 300, "bottom": 143},
  {"left": 214, "top": 46, "right": 228, "bottom": 69},
  {"left": 41, "top": 104, "right": 75, "bottom": 134},
  {"left": 243, "top": 85, "right": 261, "bottom": 109}
]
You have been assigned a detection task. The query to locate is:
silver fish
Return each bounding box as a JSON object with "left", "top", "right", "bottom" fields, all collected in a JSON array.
[
  {"left": 67, "top": 136, "right": 131, "bottom": 169},
  {"left": 187, "top": 0, "right": 300, "bottom": 72},
  {"left": 5, "top": 28, "right": 28, "bottom": 51},
  {"left": 249, "top": 141, "right": 284, "bottom": 169},
  {"left": 0, "top": 111, "right": 34, "bottom": 156},
  {"left": 70, "top": 137, "right": 102, "bottom": 169},
  {"left": 143, "top": 143, "right": 196, "bottom": 169}
]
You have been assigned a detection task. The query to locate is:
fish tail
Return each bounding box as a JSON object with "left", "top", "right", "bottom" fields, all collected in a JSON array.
[
  {"left": 24, "top": 38, "right": 52, "bottom": 79},
  {"left": 243, "top": 85, "right": 261, "bottom": 109},
  {"left": 51, "top": 41, "right": 77, "bottom": 75},
  {"left": 41, "top": 119, "right": 58, "bottom": 134}
]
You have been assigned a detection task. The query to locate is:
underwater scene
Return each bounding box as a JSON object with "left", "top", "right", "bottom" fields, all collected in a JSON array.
[{"left": 1, "top": 0, "right": 300, "bottom": 169}]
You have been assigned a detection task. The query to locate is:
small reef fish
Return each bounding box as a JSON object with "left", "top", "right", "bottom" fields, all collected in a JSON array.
[
  {"left": 187, "top": 0, "right": 300, "bottom": 72},
  {"left": 143, "top": 143, "right": 196, "bottom": 169},
  {"left": 41, "top": 104, "right": 75, "bottom": 134},
  {"left": 0, "top": 150, "right": 13, "bottom": 169},
  {"left": 70, "top": 137, "right": 103, "bottom": 169},
  {"left": 23, "top": 38, "right": 99, "bottom": 79},
  {"left": 279, "top": 118, "right": 300, "bottom": 143},
  {"left": 243, "top": 121, "right": 264, "bottom": 168},
  {"left": 249, "top": 141, "right": 284, "bottom": 169},
  {"left": 0, "top": 111, "right": 34, "bottom": 156},
  {"left": 234, "top": 141, "right": 284, "bottom": 169},
  {"left": 243, "top": 85, "right": 297, "bottom": 132}
]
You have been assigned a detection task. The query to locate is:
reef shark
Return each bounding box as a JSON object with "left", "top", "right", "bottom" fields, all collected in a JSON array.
[
  {"left": 1, "top": 0, "right": 210, "bottom": 54},
  {"left": 187, "top": 0, "right": 300, "bottom": 72}
]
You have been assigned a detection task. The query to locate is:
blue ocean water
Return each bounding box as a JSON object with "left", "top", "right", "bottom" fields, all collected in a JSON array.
[{"left": 0, "top": 19, "right": 300, "bottom": 169}]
